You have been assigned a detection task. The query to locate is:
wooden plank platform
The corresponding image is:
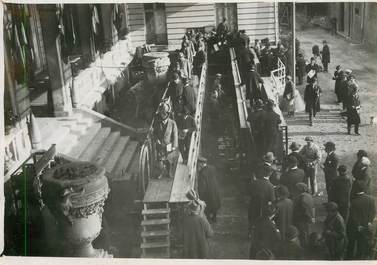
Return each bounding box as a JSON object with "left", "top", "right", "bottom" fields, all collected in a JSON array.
[{"left": 169, "top": 157, "right": 190, "bottom": 203}]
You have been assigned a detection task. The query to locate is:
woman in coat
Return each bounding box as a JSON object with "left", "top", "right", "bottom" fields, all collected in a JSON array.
[{"left": 304, "top": 78, "right": 321, "bottom": 126}]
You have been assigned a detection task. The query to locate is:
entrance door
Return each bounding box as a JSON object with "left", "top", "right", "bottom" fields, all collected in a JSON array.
[
  {"left": 215, "top": 3, "right": 238, "bottom": 32},
  {"left": 338, "top": 3, "right": 345, "bottom": 32},
  {"left": 352, "top": 3, "right": 364, "bottom": 43},
  {"left": 144, "top": 3, "right": 167, "bottom": 45}
]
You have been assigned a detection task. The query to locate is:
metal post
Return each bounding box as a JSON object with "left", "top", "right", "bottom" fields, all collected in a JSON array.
[{"left": 293, "top": 3, "right": 296, "bottom": 84}]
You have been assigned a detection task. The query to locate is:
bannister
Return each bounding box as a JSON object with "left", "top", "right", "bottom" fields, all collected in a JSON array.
[{"left": 270, "top": 57, "right": 286, "bottom": 94}]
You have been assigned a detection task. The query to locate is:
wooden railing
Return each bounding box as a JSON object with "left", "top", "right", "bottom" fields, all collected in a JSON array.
[
  {"left": 187, "top": 61, "right": 207, "bottom": 188},
  {"left": 270, "top": 57, "right": 286, "bottom": 94}
]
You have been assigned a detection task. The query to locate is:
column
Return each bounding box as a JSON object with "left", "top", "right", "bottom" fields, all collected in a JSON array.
[{"left": 38, "top": 4, "right": 72, "bottom": 117}]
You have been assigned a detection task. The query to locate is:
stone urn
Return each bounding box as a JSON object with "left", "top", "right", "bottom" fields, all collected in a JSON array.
[
  {"left": 41, "top": 161, "right": 112, "bottom": 257},
  {"left": 142, "top": 52, "right": 170, "bottom": 85}
]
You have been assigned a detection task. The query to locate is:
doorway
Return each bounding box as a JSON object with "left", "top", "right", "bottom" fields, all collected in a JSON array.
[
  {"left": 215, "top": 3, "right": 238, "bottom": 32},
  {"left": 144, "top": 3, "right": 168, "bottom": 45},
  {"left": 338, "top": 3, "right": 345, "bottom": 32}
]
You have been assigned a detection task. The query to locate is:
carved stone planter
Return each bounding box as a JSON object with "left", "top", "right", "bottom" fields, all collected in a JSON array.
[
  {"left": 41, "top": 161, "right": 112, "bottom": 257},
  {"left": 142, "top": 52, "right": 170, "bottom": 85}
]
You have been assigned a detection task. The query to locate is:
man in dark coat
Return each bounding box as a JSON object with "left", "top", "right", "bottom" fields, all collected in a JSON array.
[
  {"left": 248, "top": 165, "right": 276, "bottom": 237},
  {"left": 333, "top": 65, "right": 343, "bottom": 103},
  {"left": 183, "top": 200, "right": 214, "bottom": 258},
  {"left": 321, "top": 40, "right": 330, "bottom": 72},
  {"left": 280, "top": 156, "right": 305, "bottom": 201},
  {"left": 257, "top": 152, "right": 279, "bottom": 186},
  {"left": 312, "top": 44, "right": 320, "bottom": 59},
  {"left": 322, "top": 141, "right": 339, "bottom": 199},
  {"left": 238, "top": 45, "right": 253, "bottom": 85},
  {"left": 343, "top": 80, "right": 361, "bottom": 135},
  {"left": 247, "top": 99, "right": 265, "bottom": 157},
  {"left": 274, "top": 185, "right": 293, "bottom": 241},
  {"left": 176, "top": 107, "right": 197, "bottom": 163},
  {"left": 351, "top": 150, "right": 371, "bottom": 195},
  {"left": 245, "top": 64, "right": 264, "bottom": 105},
  {"left": 193, "top": 44, "right": 206, "bottom": 77},
  {"left": 296, "top": 53, "right": 307, "bottom": 85},
  {"left": 249, "top": 204, "right": 281, "bottom": 259},
  {"left": 304, "top": 78, "right": 321, "bottom": 126},
  {"left": 183, "top": 79, "right": 197, "bottom": 115},
  {"left": 263, "top": 100, "right": 282, "bottom": 154},
  {"left": 216, "top": 18, "right": 229, "bottom": 44},
  {"left": 330, "top": 165, "right": 352, "bottom": 223},
  {"left": 276, "top": 225, "right": 304, "bottom": 260},
  {"left": 323, "top": 202, "right": 347, "bottom": 260},
  {"left": 293, "top": 182, "right": 315, "bottom": 247},
  {"left": 346, "top": 181, "right": 376, "bottom": 260},
  {"left": 305, "top": 57, "right": 319, "bottom": 84},
  {"left": 285, "top": 142, "right": 306, "bottom": 171},
  {"left": 197, "top": 157, "right": 221, "bottom": 223},
  {"left": 168, "top": 72, "right": 184, "bottom": 112}
]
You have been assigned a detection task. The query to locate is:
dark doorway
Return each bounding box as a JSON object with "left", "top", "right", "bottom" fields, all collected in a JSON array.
[
  {"left": 339, "top": 3, "right": 345, "bottom": 32},
  {"left": 215, "top": 3, "right": 238, "bottom": 32},
  {"left": 144, "top": 3, "right": 168, "bottom": 45}
]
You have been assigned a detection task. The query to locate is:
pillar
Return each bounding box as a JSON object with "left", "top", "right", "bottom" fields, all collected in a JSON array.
[{"left": 38, "top": 4, "right": 72, "bottom": 117}]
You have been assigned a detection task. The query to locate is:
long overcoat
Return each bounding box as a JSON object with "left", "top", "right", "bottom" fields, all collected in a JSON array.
[{"left": 198, "top": 165, "right": 221, "bottom": 214}]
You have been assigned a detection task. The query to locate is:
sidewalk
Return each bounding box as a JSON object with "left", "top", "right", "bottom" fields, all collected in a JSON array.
[{"left": 287, "top": 26, "right": 377, "bottom": 226}]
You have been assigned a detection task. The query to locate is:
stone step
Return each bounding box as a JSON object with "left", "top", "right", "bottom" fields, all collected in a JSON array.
[
  {"left": 111, "top": 141, "right": 139, "bottom": 181},
  {"left": 142, "top": 208, "right": 170, "bottom": 215},
  {"left": 92, "top": 131, "right": 121, "bottom": 166},
  {"left": 42, "top": 126, "right": 71, "bottom": 150},
  {"left": 141, "top": 230, "right": 170, "bottom": 238},
  {"left": 141, "top": 219, "right": 170, "bottom": 226},
  {"left": 104, "top": 136, "right": 131, "bottom": 174},
  {"left": 79, "top": 127, "right": 111, "bottom": 162},
  {"left": 68, "top": 123, "right": 102, "bottom": 158},
  {"left": 61, "top": 122, "right": 89, "bottom": 136},
  {"left": 140, "top": 242, "right": 170, "bottom": 249},
  {"left": 57, "top": 133, "right": 79, "bottom": 155}
]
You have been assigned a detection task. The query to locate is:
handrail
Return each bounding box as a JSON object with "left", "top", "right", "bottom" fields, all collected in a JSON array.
[
  {"left": 187, "top": 61, "right": 207, "bottom": 188},
  {"left": 270, "top": 57, "right": 286, "bottom": 94}
]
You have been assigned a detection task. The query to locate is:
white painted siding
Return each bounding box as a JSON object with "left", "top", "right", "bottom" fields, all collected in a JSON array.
[
  {"left": 237, "top": 2, "right": 279, "bottom": 44},
  {"left": 165, "top": 3, "right": 216, "bottom": 48},
  {"left": 127, "top": 3, "right": 146, "bottom": 47}
]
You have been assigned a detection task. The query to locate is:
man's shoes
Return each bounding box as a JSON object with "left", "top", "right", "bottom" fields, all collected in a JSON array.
[{"left": 355, "top": 133, "right": 361, "bottom": 136}]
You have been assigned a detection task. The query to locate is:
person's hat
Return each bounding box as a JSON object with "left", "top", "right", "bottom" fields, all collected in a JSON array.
[
  {"left": 276, "top": 185, "right": 290, "bottom": 198},
  {"left": 186, "top": 189, "right": 199, "bottom": 201},
  {"left": 198, "top": 156, "right": 207, "bottom": 163},
  {"left": 263, "top": 152, "right": 275, "bottom": 163},
  {"left": 215, "top": 73, "right": 222, "bottom": 78},
  {"left": 338, "top": 165, "right": 347, "bottom": 173},
  {"left": 158, "top": 102, "right": 170, "bottom": 120},
  {"left": 310, "top": 57, "right": 315, "bottom": 61},
  {"left": 336, "top": 65, "right": 341, "bottom": 70},
  {"left": 289, "top": 142, "right": 301, "bottom": 151},
  {"left": 286, "top": 75, "right": 292, "bottom": 80},
  {"left": 357, "top": 150, "right": 368, "bottom": 157},
  {"left": 353, "top": 180, "right": 367, "bottom": 193},
  {"left": 286, "top": 225, "right": 299, "bottom": 241},
  {"left": 305, "top": 136, "right": 314, "bottom": 142},
  {"left": 361, "top": 156, "right": 371, "bottom": 166},
  {"left": 172, "top": 72, "right": 180, "bottom": 80},
  {"left": 324, "top": 141, "right": 336, "bottom": 150},
  {"left": 296, "top": 182, "right": 309, "bottom": 193},
  {"left": 255, "top": 99, "right": 264, "bottom": 109},
  {"left": 266, "top": 99, "right": 275, "bottom": 108},
  {"left": 287, "top": 155, "right": 298, "bottom": 167},
  {"left": 323, "top": 202, "right": 338, "bottom": 212},
  {"left": 345, "top": 69, "right": 352, "bottom": 75},
  {"left": 250, "top": 64, "right": 256, "bottom": 70}
]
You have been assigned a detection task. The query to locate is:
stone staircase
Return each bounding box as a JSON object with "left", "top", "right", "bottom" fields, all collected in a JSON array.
[{"left": 37, "top": 108, "right": 141, "bottom": 182}]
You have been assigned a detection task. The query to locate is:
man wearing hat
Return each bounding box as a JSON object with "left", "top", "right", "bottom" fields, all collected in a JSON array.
[
  {"left": 249, "top": 204, "right": 281, "bottom": 259},
  {"left": 168, "top": 72, "right": 184, "bottom": 111},
  {"left": 245, "top": 63, "right": 264, "bottom": 106},
  {"left": 333, "top": 65, "right": 343, "bottom": 103},
  {"left": 293, "top": 182, "right": 315, "bottom": 247},
  {"left": 197, "top": 157, "right": 221, "bottom": 223},
  {"left": 247, "top": 99, "right": 266, "bottom": 157},
  {"left": 178, "top": 51, "right": 191, "bottom": 81},
  {"left": 183, "top": 76, "right": 197, "bottom": 115},
  {"left": 323, "top": 141, "right": 339, "bottom": 198},
  {"left": 329, "top": 165, "right": 352, "bottom": 222},
  {"left": 346, "top": 181, "right": 376, "bottom": 259},
  {"left": 248, "top": 165, "right": 276, "bottom": 238},
  {"left": 276, "top": 225, "right": 304, "bottom": 260},
  {"left": 306, "top": 57, "right": 319, "bottom": 84},
  {"left": 304, "top": 77, "right": 321, "bottom": 126},
  {"left": 192, "top": 42, "right": 206, "bottom": 77},
  {"left": 321, "top": 40, "right": 330, "bottom": 72},
  {"left": 258, "top": 152, "right": 279, "bottom": 186},
  {"left": 351, "top": 150, "right": 371, "bottom": 196},
  {"left": 283, "top": 75, "right": 295, "bottom": 117},
  {"left": 296, "top": 53, "right": 307, "bottom": 85},
  {"left": 338, "top": 70, "right": 349, "bottom": 110},
  {"left": 285, "top": 142, "right": 306, "bottom": 171},
  {"left": 274, "top": 185, "right": 293, "bottom": 242},
  {"left": 183, "top": 199, "right": 214, "bottom": 258},
  {"left": 280, "top": 156, "right": 305, "bottom": 201},
  {"left": 153, "top": 105, "right": 178, "bottom": 178},
  {"left": 263, "top": 100, "right": 282, "bottom": 154},
  {"left": 323, "top": 202, "right": 346, "bottom": 260},
  {"left": 343, "top": 80, "right": 361, "bottom": 135},
  {"left": 176, "top": 107, "right": 197, "bottom": 164},
  {"left": 299, "top": 136, "right": 322, "bottom": 195}
]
